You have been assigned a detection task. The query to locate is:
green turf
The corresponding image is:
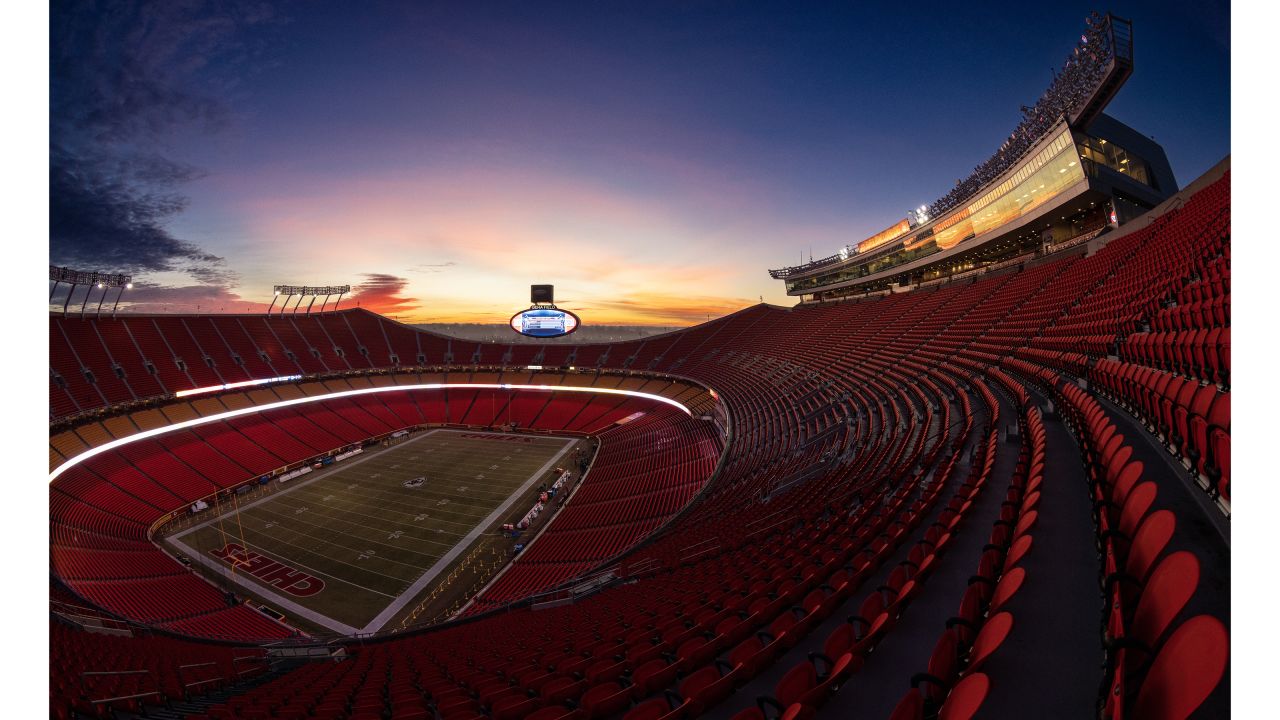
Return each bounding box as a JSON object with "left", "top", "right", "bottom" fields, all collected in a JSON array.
[{"left": 166, "top": 429, "right": 575, "bottom": 632}]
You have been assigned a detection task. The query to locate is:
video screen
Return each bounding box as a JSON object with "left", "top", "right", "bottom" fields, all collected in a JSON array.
[{"left": 510, "top": 308, "right": 580, "bottom": 338}]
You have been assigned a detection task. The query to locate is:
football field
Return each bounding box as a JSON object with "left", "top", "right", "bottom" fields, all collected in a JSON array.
[{"left": 164, "top": 429, "right": 577, "bottom": 634}]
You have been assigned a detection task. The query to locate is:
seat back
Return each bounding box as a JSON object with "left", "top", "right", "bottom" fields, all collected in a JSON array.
[
  {"left": 1131, "top": 551, "right": 1200, "bottom": 649},
  {"left": 989, "top": 567, "right": 1025, "bottom": 613},
  {"left": 967, "top": 612, "right": 1013, "bottom": 672},
  {"left": 1123, "top": 510, "right": 1175, "bottom": 585},
  {"left": 1132, "top": 616, "right": 1228, "bottom": 720},
  {"left": 1118, "top": 482, "right": 1157, "bottom": 539},
  {"left": 774, "top": 660, "right": 817, "bottom": 707},
  {"left": 938, "top": 672, "right": 990, "bottom": 720}
]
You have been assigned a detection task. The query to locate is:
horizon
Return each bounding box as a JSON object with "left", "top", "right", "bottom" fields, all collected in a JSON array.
[{"left": 49, "top": 1, "right": 1229, "bottom": 325}]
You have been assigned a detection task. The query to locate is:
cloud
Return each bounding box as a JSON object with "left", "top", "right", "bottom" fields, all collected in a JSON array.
[
  {"left": 567, "top": 292, "right": 756, "bottom": 326},
  {"left": 408, "top": 262, "right": 458, "bottom": 274},
  {"left": 49, "top": 145, "right": 227, "bottom": 273},
  {"left": 50, "top": 281, "right": 270, "bottom": 315},
  {"left": 49, "top": 0, "right": 282, "bottom": 285},
  {"left": 350, "top": 273, "right": 421, "bottom": 317}
]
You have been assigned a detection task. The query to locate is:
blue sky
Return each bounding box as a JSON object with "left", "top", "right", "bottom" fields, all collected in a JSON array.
[{"left": 49, "top": 0, "right": 1229, "bottom": 323}]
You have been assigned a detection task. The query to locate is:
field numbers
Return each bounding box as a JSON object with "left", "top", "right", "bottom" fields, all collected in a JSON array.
[{"left": 189, "top": 431, "right": 577, "bottom": 617}]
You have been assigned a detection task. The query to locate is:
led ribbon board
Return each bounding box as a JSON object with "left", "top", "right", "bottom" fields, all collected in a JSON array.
[
  {"left": 49, "top": 383, "right": 694, "bottom": 483},
  {"left": 510, "top": 308, "right": 580, "bottom": 338}
]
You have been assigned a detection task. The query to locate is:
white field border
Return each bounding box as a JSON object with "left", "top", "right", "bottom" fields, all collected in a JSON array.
[
  {"left": 49, "top": 382, "right": 692, "bottom": 483},
  {"left": 359, "top": 431, "right": 576, "bottom": 632},
  {"left": 163, "top": 428, "right": 577, "bottom": 634}
]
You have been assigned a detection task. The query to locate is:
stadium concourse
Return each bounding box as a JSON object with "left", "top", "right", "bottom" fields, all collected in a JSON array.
[{"left": 49, "top": 155, "right": 1229, "bottom": 719}]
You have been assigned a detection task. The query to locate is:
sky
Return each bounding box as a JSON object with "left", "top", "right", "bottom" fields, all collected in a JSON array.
[{"left": 48, "top": 0, "right": 1230, "bottom": 325}]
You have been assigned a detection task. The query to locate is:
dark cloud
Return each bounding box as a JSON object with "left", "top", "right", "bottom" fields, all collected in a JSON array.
[
  {"left": 50, "top": 0, "right": 283, "bottom": 282},
  {"left": 49, "top": 280, "right": 268, "bottom": 314},
  {"left": 49, "top": 144, "right": 225, "bottom": 272},
  {"left": 350, "top": 274, "right": 421, "bottom": 317}
]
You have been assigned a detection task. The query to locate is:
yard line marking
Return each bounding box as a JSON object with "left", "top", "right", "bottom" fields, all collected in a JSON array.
[
  {"left": 165, "top": 535, "right": 363, "bottom": 635},
  {"left": 171, "top": 429, "right": 448, "bottom": 540},
  {"left": 294, "top": 474, "right": 516, "bottom": 504},
  {"left": 243, "top": 503, "right": 457, "bottom": 557},
  {"left": 275, "top": 490, "right": 489, "bottom": 529},
  {"left": 358, "top": 436, "right": 578, "bottom": 633},
  {"left": 166, "top": 427, "right": 581, "bottom": 634},
  {"left": 288, "top": 471, "right": 510, "bottom": 507},
  {"left": 203, "top": 516, "right": 424, "bottom": 584}
]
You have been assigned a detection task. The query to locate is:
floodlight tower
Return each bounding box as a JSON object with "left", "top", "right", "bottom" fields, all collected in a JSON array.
[
  {"left": 49, "top": 266, "right": 133, "bottom": 318},
  {"left": 268, "top": 285, "right": 351, "bottom": 315}
]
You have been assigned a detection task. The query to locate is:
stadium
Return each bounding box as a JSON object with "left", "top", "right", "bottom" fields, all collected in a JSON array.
[{"left": 42, "top": 4, "right": 1240, "bottom": 720}]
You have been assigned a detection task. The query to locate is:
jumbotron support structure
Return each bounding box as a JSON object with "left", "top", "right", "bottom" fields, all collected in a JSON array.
[
  {"left": 269, "top": 285, "right": 351, "bottom": 315},
  {"left": 49, "top": 266, "right": 132, "bottom": 319}
]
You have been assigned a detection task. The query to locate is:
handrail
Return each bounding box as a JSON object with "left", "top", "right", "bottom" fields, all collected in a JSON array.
[{"left": 90, "top": 691, "right": 161, "bottom": 704}]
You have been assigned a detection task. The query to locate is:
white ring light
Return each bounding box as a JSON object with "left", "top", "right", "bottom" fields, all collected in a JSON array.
[{"left": 50, "top": 383, "right": 695, "bottom": 483}]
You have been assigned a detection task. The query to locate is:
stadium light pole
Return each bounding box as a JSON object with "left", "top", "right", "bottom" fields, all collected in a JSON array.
[
  {"left": 78, "top": 275, "right": 100, "bottom": 317},
  {"left": 269, "top": 285, "right": 350, "bottom": 315},
  {"left": 111, "top": 283, "right": 131, "bottom": 318},
  {"left": 50, "top": 267, "right": 132, "bottom": 319},
  {"left": 61, "top": 282, "right": 76, "bottom": 316},
  {"left": 94, "top": 282, "right": 109, "bottom": 318}
]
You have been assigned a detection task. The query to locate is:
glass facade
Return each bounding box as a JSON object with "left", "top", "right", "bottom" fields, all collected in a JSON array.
[
  {"left": 968, "top": 139, "right": 1086, "bottom": 237},
  {"left": 857, "top": 218, "right": 912, "bottom": 253},
  {"left": 1077, "top": 135, "right": 1153, "bottom": 187},
  {"left": 936, "top": 129, "right": 1083, "bottom": 248},
  {"left": 786, "top": 127, "right": 1087, "bottom": 294}
]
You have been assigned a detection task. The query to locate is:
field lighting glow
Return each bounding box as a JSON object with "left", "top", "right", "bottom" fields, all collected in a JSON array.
[{"left": 49, "top": 383, "right": 698, "bottom": 483}]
